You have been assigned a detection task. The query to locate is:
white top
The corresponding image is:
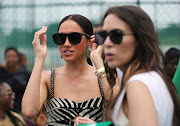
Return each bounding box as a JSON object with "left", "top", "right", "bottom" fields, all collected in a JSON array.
[{"left": 112, "top": 71, "right": 174, "bottom": 126}]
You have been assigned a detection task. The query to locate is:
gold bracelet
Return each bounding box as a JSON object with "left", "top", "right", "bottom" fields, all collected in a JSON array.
[
  {"left": 95, "top": 67, "right": 105, "bottom": 76},
  {"left": 99, "top": 73, "right": 107, "bottom": 79},
  {"left": 95, "top": 67, "right": 106, "bottom": 79}
]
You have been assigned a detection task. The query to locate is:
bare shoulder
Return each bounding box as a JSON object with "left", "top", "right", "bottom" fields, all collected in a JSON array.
[
  {"left": 41, "top": 66, "right": 65, "bottom": 82},
  {"left": 126, "top": 80, "right": 151, "bottom": 97},
  {"left": 126, "top": 80, "right": 155, "bottom": 110},
  {"left": 125, "top": 81, "right": 158, "bottom": 126},
  {"left": 42, "top": 70, "right": 51, "bottom": 80},
  {"left": 41, "top": 70, "right": 52, "bottom": 90}
]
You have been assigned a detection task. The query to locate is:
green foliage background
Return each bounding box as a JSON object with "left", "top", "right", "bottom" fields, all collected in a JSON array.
[
  {"left": 2, "top": 22, "right": 180, "bottom": 49},
  {"left": 157, "top": 24, "right": 180, "bottom": 45}
]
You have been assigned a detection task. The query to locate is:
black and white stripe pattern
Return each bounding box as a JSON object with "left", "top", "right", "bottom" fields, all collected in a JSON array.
[
  {"left": 50, "top": 68, "right": 55, "bottom": 98},
  {"left": 45, "top": 68, "right": 104, "bottom": 126}
]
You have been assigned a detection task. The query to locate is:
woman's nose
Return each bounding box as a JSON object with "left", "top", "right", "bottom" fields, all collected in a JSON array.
[
  {"left": 104, "top": 36, "right": 113, "bottom": 47},
  {"left": 64, "top": 37, "right": 72, "bottom": 46}
]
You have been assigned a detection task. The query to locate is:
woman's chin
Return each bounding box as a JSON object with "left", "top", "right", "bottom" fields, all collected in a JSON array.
[{"left": 107, "top": 61, "right": 118, "bottom": 69}]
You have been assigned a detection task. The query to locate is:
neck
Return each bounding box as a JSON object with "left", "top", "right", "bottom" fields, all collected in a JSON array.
[
  {"left": 64, "top": 57, "right": 90, "bottom": 75},
  {"left": 0, "top": 109, "right": 6, "bottom": 120},
  {"left": 5, "top": 64, "right": 19, "bottom": 74},
  {"left": 119, "top": 62, "right": 130, "bottom": 74},
  {"left": 119, "top": 66, "right": 127, "bottom": 74}
]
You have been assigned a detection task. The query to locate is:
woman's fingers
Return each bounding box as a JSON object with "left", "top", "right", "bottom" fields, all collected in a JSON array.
[
  {"left": 31, "top": 26, "right": 48, "bottom": 60},
  {"left": 42, "top": 34, "right": 47, "bottom": 46},
  {"left": 90, "top": 35, "right": 95, "bottom": 43},
  {"left": 91, "top": 43, "right": 104, "bottom": 56},
  {"left": 96, "top": 45, "right": 104, "bottom": 54},
  {"left": 32, "top": 26, "right": 48, "bottom": 44},
  {"left": 75, "top": 117, "right": 95, "bottom": 125},
  {"left": 92, "top": 43, "right": 97, "bottom": 50}
]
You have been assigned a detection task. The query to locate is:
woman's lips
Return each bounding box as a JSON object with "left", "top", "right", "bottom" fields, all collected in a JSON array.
[
  {"left": 105, "top": 53, "right": 114, "bottom": 60},
  {"left": 63, "top": 50, "right": 74, "bottom": 56}
]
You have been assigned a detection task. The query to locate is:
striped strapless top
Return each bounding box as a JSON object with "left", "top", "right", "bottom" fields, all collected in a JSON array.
[{"left": 45, "top": 68, "right": 104, "bottom": 126}]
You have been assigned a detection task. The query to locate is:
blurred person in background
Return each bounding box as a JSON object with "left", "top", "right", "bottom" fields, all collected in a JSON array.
[
  {"left": 164, "top": 47, "right": 180, "bottom": 79},
  {"left": 0, "top": 81, "right": 25, "bottom": 126},
  {"left": 93, "top": 24, "right": 102, "bottom": 34},
  {"left": 18, "top": 52, "right": 27, "bottom": 67},
  {"left": 0, "top": 47, "right": 31, "bottom": 114}
]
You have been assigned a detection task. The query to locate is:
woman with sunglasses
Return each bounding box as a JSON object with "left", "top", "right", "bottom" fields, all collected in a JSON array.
[
  {"left": 91, "top": 5, "right": 180, "bottom": 126},
  {"left": 22, "top": 14, "right": 113, "bottom": 126}
]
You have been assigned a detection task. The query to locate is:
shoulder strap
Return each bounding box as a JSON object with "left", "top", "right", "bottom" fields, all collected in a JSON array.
[
  {"left": 98, "top": 78, "right": 104, "bottom": 97},
  {"left": 50, "top": 68, "right": 55, "bottom": 98}
]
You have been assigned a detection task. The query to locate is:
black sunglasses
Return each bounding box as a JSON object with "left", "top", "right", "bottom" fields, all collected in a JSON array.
[
  {"left": 52, "top": 32, "right": 91, "bottom": 45},
  {"left": 95, "top": 29, "right": 134, "bottom": 45}
]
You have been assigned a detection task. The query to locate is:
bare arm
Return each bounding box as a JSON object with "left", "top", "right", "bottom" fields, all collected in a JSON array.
[
  {"left": 22, "top": 26, "right": 48, "bottom": 118},
  {"left": 126, "top": 81, "right": 158, "bottom": 126},
  {"left": 90, "top": 41, "right": 120, "bottom": 99}
]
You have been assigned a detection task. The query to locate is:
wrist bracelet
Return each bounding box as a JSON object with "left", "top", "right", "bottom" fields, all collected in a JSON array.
[
  {"left": 95, "top": 67, "right": 106, "bottom": 79},
  {"left": 99, "top": 73, "right": 106, "bottom": 79},
  {"left": 95, "top": 67, "right": 105, "bottom": 76}
]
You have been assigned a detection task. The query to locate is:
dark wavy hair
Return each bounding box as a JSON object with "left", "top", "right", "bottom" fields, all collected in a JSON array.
[
  {"left": 164, "top": 47, "right": 180, "bottom": 66},
  {"left": 0, "top": 82, "right": 25, "bottom": 126},
  {"left": 103, "top": 5, "right": 180, "bottom": 126},
  {"left": 58, "top": 14, "right": 93, "bottom": 36}
]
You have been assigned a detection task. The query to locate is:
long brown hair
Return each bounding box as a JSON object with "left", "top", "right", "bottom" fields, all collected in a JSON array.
[{"left": 103, "top": 5, "right": 180, "bottom": 126}]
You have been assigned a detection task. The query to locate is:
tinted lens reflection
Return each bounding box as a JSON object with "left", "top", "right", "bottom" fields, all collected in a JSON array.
[
  {"left": 53, "top": 33, "right": 83, "bottom": 45},
  {"left": 52, "top": 33, "right": 66, "bottom": 45},
  {"left": 95, "top": 31, "right": 107, "bottom": 46},
  {"left": 69, "top": 33, "right": 82, "bottom": 45},
  {"left": 95, "top": 29, "right": 123, "bottom": 45},
  {"left": 110, "top": 30, "right": 123, "bottom": 44}
]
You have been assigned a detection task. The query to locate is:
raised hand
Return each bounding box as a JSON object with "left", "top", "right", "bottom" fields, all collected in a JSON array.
[
  {"left": 90, "top": 38, "right": 104, "bottom": 69},
  {"left": 32, "top": 26, "right": 48, "bottom": 62}
]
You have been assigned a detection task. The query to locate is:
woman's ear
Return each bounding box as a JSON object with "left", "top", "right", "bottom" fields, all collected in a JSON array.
[{"left": 87, "top": 35, "right": 95, "bottom": 49}]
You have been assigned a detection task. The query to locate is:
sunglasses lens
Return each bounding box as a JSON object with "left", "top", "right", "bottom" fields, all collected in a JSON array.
[
  {"left": 69, "top": 33, "right": 82, "bottom": 45},
  {"left": 110, "top": 29, "right": 123, "bottom": 44},
  {"left": 95, "top": 31, "right": 107, "bottom": 46},
  {"left": 52, "top": 33, "right": 66, "bottom": 45}
]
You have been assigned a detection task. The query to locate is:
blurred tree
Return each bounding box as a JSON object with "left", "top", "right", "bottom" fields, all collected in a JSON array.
[
  {"left": 158, "top": 24, "right": 180, "bottom": 45},
  {"left": 4, "top": 29, "right": 33, "bottom": 48}
]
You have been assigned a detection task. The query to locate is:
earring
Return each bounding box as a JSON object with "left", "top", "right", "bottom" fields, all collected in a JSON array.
[{"left": 85, "top": 49, "right": 91, "bottom": 58}]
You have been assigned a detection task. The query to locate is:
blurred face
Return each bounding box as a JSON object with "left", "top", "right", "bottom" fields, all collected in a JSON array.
[
  {"left": 103, "top": 14, "right": 137, "bottom": 71},
  {"left": 5, "top": 50, "right": 19, "bottom": 68},
  {"left": 58, "top": 20, "right": 91, "bottom": 62},
  {"left": 93, "top": 26, "right": 102, "bottom": 34},
  {"left": 0, "top": 83, "right": 15, "bottom": 111},
  {"left": 19, "top": 54, "right": 27, "bottom": 66},
  {"left": 165, "top": 57, "right": 179, "bottom": 78}
]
